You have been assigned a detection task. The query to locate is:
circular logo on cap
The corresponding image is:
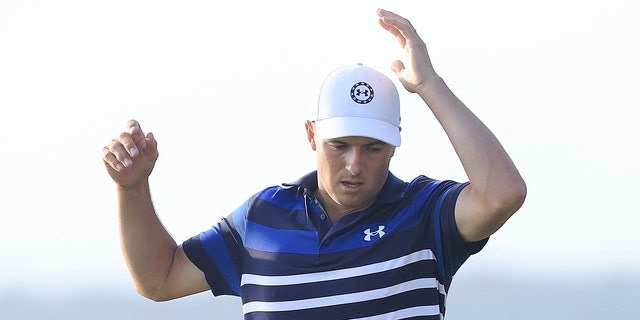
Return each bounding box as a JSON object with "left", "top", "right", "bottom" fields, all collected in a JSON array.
[{"left": 350, "top": 82, "right": 374, "bottom": 104}]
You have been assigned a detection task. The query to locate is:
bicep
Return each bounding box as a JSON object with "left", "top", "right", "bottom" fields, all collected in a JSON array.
[{"left": 454, "top": 184, "right": 513, "bottom": 243}]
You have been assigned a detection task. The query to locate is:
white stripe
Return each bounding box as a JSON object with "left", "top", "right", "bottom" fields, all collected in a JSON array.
[
  {"left": 348, "top": 306, "right": 441, "bottom": 320},
  {"left": 243, "top": 278, "right": 438, "bottom": 314},
  {"left": 439, "top": 282, "right": 446, "bottom": 299},
  {"left": 241, "top": 249, "right": 436, "bottom": 287}
]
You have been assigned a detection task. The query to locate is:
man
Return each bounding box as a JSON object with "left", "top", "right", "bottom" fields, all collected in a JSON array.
[{"left": 102, "top": 8, "right": 526, "bottom": 319}]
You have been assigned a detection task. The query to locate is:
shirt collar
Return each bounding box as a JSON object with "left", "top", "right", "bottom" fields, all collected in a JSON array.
[{"left": 283, "top": 171, "right": 406, "bottom": 205}]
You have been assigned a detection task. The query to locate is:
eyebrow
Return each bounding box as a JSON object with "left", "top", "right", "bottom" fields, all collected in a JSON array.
[{"left": 328, "top": 138, "right": 386, "bottom": 146}]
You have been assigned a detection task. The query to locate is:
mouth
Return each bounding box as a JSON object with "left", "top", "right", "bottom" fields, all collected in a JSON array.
[{"left": 341, "top": 180, "right": 363, "bottom": 189}]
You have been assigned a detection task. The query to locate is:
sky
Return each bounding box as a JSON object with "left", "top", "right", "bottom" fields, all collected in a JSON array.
[{"left": 1, "top": 0, "right": 638, "bottom": 296}]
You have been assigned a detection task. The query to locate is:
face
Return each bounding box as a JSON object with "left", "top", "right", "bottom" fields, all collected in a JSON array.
[{"left": 306, "top": 121, "right": 396, "bottom": 219}]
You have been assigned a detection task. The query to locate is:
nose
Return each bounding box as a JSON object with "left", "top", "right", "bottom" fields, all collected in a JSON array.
[{"left": 345, "top": 148, "right": 363, "bottom": 176}]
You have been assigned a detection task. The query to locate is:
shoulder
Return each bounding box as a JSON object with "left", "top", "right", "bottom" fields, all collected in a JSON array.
[
  {"left": 252, "top": 184, "right": 305, "bottom": 208},
  {"left": 405, "top": 175, "right": 467, "bottom": 202}
]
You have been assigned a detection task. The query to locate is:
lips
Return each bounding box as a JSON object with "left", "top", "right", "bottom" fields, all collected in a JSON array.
[{"left": 341, "top": 180, "right": 363, "bottom": 189}]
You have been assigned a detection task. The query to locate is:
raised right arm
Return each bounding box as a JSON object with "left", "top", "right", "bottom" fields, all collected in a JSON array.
[{"left": 102, "top": 120, "right": 210, "bottom": 301}]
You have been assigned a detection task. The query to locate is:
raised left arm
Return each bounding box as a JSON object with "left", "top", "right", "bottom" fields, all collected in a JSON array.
[{"left": 378, "top": 8, "right": 527, "bottom": 242}]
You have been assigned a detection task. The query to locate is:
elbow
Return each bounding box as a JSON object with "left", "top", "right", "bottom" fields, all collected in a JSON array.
[
  {"left": 511, "top": 178, "right": 527, "bottom": 211},
  {"left": 460, "top": 179, "right": 527, "bottom": 242},
  {"left": 141, "top": 292, "right": 172, "bottom": 303},
  {"left": 494, "top": 178, "right": 527, "bottom": 220},
  {"left": 135, "top": 282, "right": 174, "bottom": 302}
]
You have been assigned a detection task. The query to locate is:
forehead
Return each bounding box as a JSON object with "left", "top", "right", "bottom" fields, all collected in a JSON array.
[{"left": 324, "top": 136, "right": 388, "bottom": 146}]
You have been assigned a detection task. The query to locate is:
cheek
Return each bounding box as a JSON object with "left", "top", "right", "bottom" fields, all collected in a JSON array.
[
  {"left": 371, "top": 153, "right": 393, "bottom": 174},
  {"left": 317, "top": 152, "right": 341, "bottom": 172},
  {"left": 316, "top": 154, "right": 340, "bottom": 191},
  {"left": 317, "top": 146, "right": 339, "bottom": 164}
]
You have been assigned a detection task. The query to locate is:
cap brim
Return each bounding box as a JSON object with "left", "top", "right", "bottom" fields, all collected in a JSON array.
[{"left": 314, "top": 117, "right": 401, "bottom": 147}]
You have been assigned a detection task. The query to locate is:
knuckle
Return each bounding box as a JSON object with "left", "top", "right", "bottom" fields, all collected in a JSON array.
[
  {"left": 117, "top": 131, "right": 130, "bottom": 140},
  {"left": 108, "top": 139, "right": 121, "bottom": 150}
]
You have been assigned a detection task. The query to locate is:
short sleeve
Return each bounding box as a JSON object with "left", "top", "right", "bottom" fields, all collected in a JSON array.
[
  {"left": 434, "top": 182, "right": 489, "bottom": 282},
  {"left": 182, "top": 202, "right": 248, "bottom": 296}
]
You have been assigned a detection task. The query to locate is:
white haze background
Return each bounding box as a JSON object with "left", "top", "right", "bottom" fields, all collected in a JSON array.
[{"left": 1, "top": 0, "right": 639, "bottom": 319}]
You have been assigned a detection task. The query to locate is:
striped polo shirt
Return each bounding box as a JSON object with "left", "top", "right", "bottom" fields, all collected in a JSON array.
[{"left": 183, "top": 171, "right": 487, "bottom": 319}]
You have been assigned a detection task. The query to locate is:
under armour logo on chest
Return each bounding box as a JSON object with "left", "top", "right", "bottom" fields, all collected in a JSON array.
[{"left": 363, "top": 226, "right": 386, "bottom": 241}]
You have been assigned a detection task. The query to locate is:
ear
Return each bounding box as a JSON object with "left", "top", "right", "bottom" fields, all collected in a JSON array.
[{"left": 305, "top": 120, "right": 317, "bottom": 151}]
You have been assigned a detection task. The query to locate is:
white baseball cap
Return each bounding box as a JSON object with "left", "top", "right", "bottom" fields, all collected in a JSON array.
[{"left": 310, "top": 63, "right": 401, "bottom": 146}]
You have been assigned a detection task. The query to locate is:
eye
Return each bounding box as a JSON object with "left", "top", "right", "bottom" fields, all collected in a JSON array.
[
  {"left": 330, "top": 143, "right": 348, "bottom": 151},
  {"left": 366, "top": 144, "right": 384, "bottom": 152}
]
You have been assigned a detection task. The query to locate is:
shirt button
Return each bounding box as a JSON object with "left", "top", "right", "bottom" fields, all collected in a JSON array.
[{"left": 320, "top": 213, "right": 326, "bottom": 220}]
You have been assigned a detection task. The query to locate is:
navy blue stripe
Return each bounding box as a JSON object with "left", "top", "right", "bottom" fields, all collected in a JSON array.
[
  {"left": 199, "top": 225, "right": 241, "bottom": 295},
  {"left": 438, "top": 182, "right": 486, "bottom": 287},
  {"left": 244, "top": 288, "right": 442, "bottom": 320},
  {"left": 242, "top": 258, "right": 438, "bottom": 302},
  {"left": 182, "top": 235, "right": 235, "bottom": 296},
  {"left": 243, "top": 180, "right": 445, "bottom": 256},
  {"left": 245, "top": 220, "right": 319, "bottom": 254},
  {"left": 240, "top": 202, "right": 438, "bottom": 277},
  {"left": 243, "top": 218, "right": 433, "bottom": 275},
  {"left": 230, "top": 200, "right": 248, "bottom": 242},
  {"left": 219, "top": 216, "right": 245, "bottom": 290},
  {"left": 433, "top": 186, "right": 448, "bottom": 280},
  {"left": 248, "top": 200, "right": 314, "bottom": 231},
  {"left": 255, "top": 186, "right": 307, "bottom": 212}
]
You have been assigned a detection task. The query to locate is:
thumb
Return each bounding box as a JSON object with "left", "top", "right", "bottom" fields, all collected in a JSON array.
[
  {"left": 390, "top": 60, "right": 406, "bottom": 77},
  {"left": 143, "top": 132, "right": 159, "bottom": 161}
]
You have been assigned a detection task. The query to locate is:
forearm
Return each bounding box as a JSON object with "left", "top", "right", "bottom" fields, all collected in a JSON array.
[
  {"left": 418, "top": 77, "right": 526, "bottom": 210},
  {"left": 117, "top": 180, "right": 178, "bottom": 296}
]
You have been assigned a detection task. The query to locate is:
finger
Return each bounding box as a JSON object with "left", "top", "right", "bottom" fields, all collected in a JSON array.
[
  {"left": 143, "top": 132, "right": 159, "bottom": 161},
  {"left": 126, "top": 119, "right": 141, "bottom": 135},
  {"left": 125, "top": 119, "right": 146, "bottom": 157},
  {"left": 378, "top": 18, "right": 408, "bottom": 49},
  {"left": 378, "top": 8, "right": 410, "bottom": 26},
  {"left": 117, "top": 131, "right": 139, "bottom": 159},
  {"left": 111, "top": 138, "right": 136, "bottom": 167},
  {"left": 377, "top": 10, "right": 400, "bottom": 35},
  {"left": 390, "top": 60, "right": 406, "bottom": 76},
  {"left": 378, "top": 9, "right": 417, "bottom": 38},
  {"left": 102, "top": 144, "right": 127, "bottom": 172}
]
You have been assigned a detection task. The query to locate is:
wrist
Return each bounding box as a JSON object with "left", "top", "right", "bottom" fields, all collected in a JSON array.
[{"left": 116, "top": 178, "right": 150, "bottom": 193}]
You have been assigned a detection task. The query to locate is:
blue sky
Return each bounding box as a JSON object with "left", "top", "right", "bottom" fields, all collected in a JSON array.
[{"left": 1, "top": 0, "right": 638, "bottom": 290}]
